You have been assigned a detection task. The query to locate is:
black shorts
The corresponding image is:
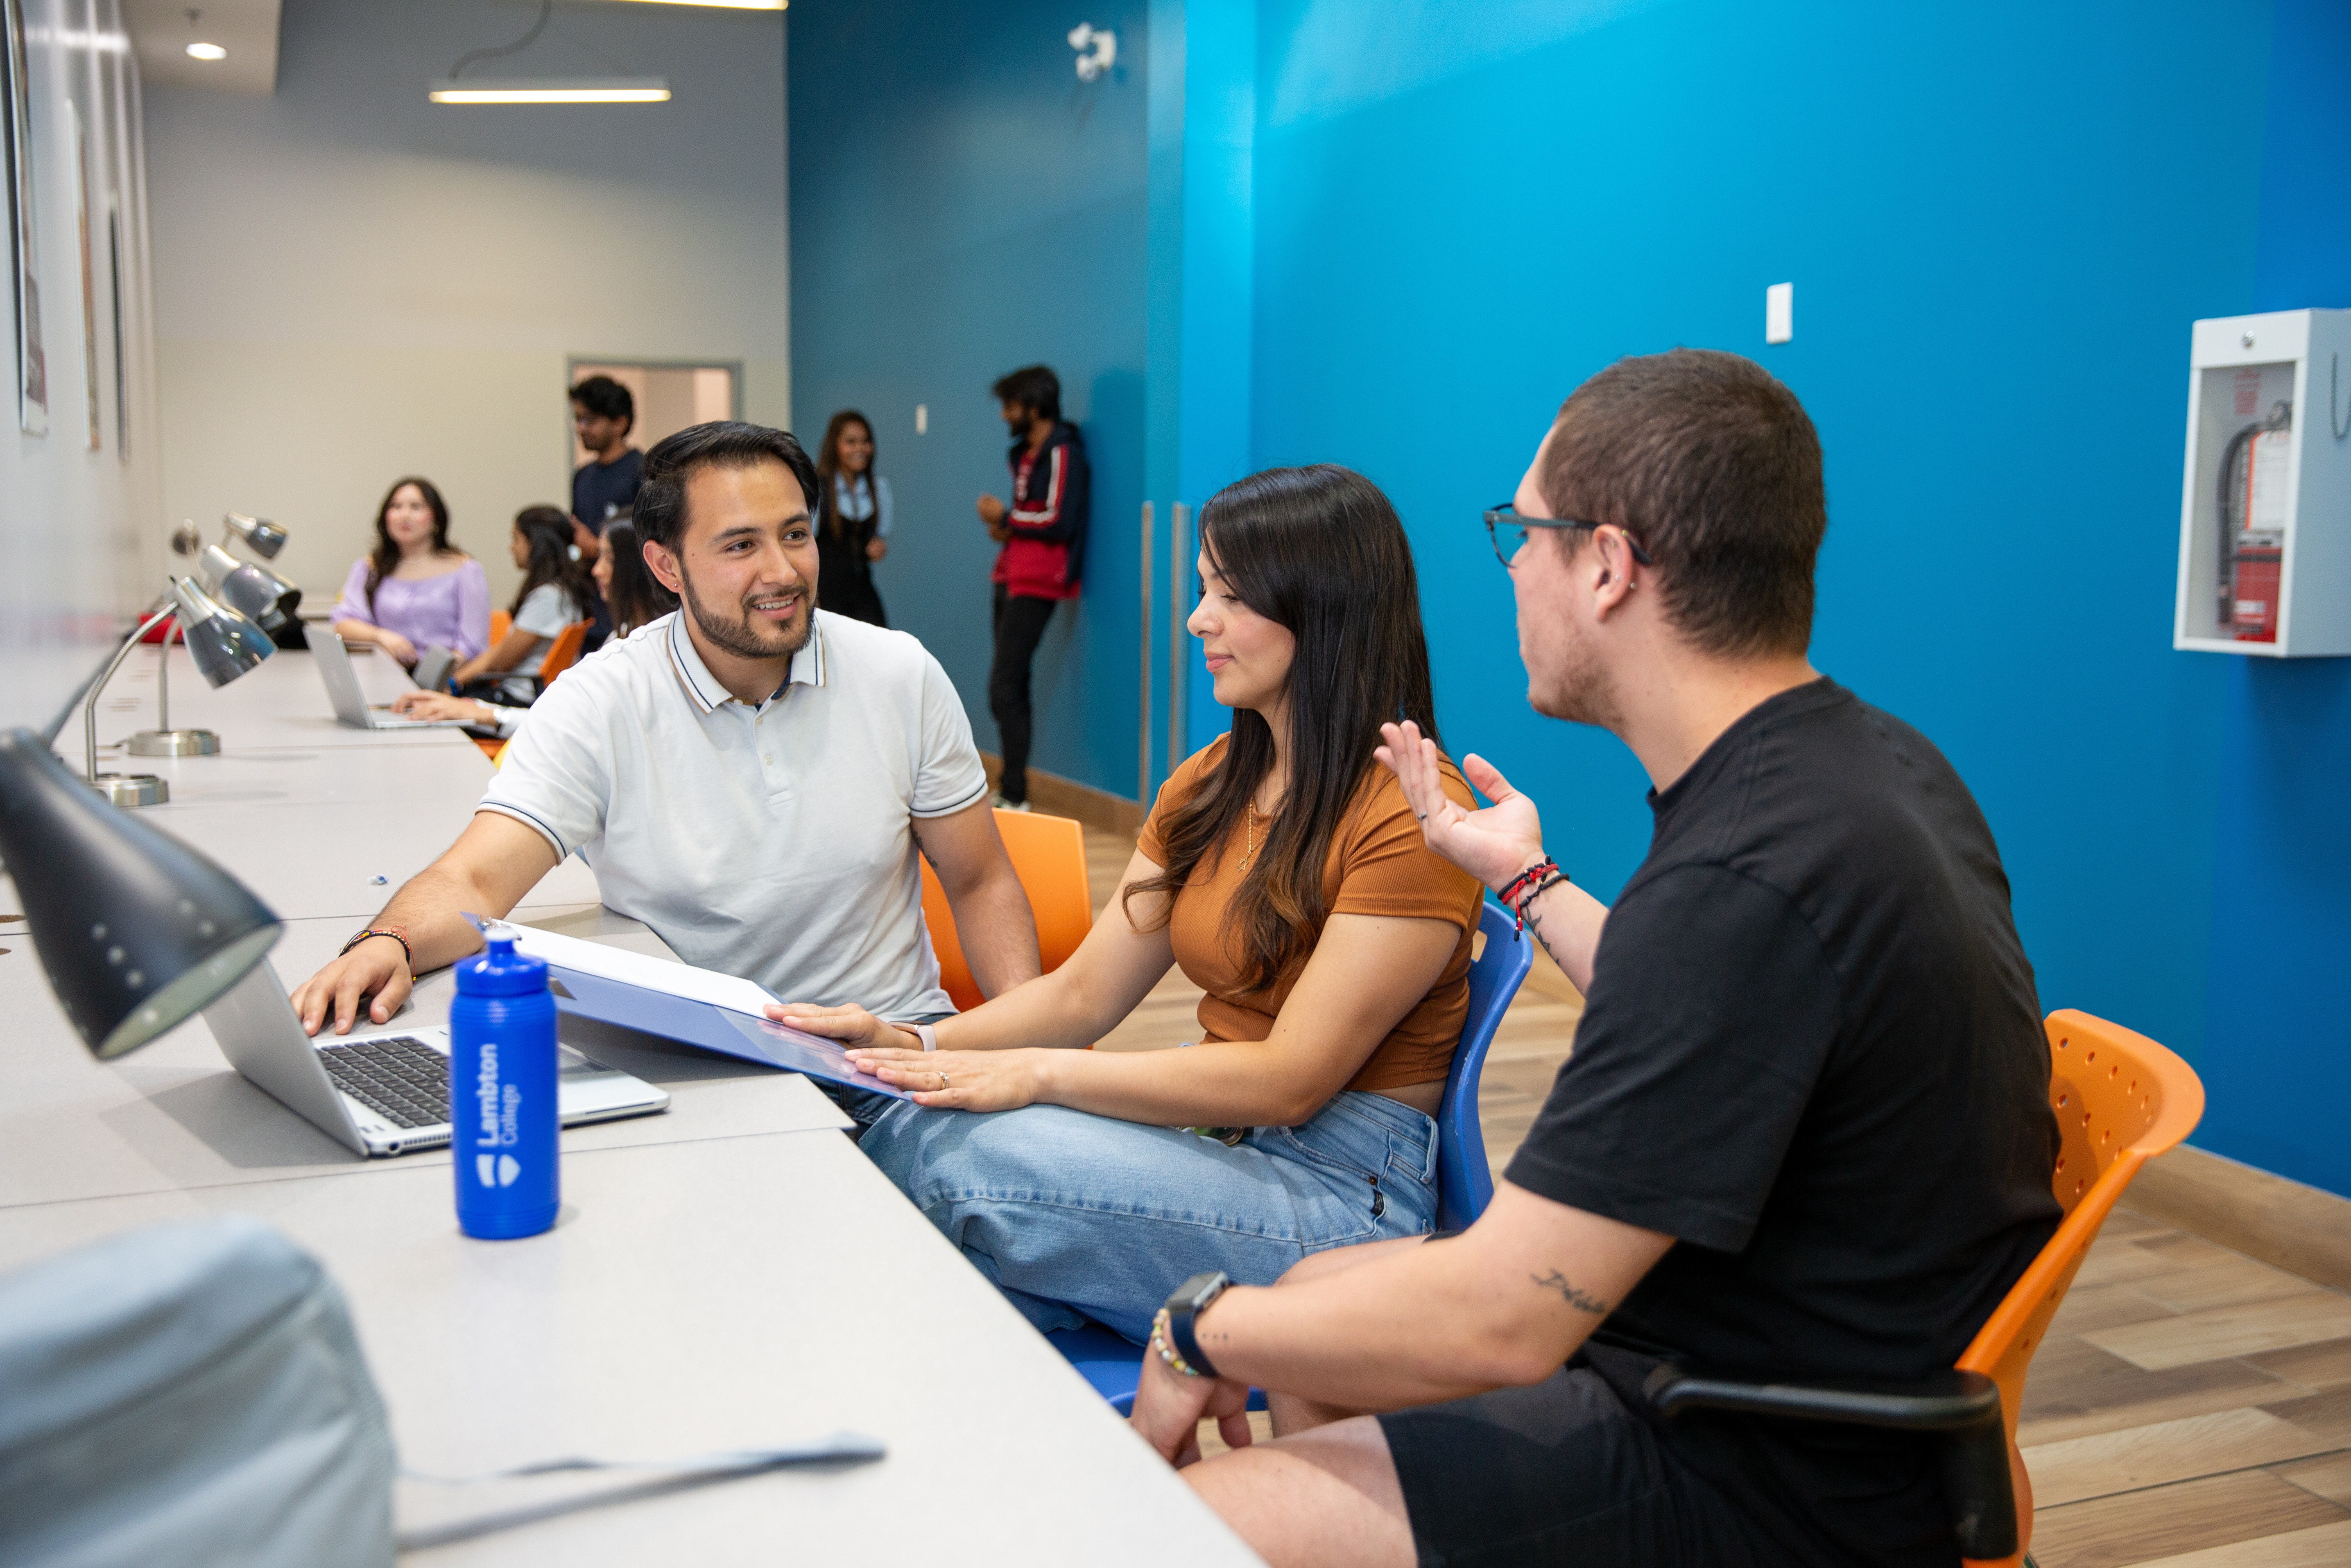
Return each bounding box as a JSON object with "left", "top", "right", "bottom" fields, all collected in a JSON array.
[{"left": 1378, "top": 1361, "right": 1796, "bottom": 1568}]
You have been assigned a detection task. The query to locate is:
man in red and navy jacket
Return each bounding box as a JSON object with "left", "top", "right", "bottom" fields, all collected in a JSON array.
[{"left": 975, "top": 364, "right": 1090, "bottom": 810}]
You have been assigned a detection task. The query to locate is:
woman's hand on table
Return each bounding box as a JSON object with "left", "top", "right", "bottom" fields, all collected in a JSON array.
[
  {"left": 375, "top": 629, "right": 419, "bottom": 666},
  {"left": 390, "top": 690, "right": 491, "bottom": 723}
]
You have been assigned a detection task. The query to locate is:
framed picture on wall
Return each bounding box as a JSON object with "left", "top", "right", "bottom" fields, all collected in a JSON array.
[
  {"left": 1, "top": 0, "right": 45, "bottom": 437},
  {"left": 71, "top": 100, "right": 94, "bottom": 449}
]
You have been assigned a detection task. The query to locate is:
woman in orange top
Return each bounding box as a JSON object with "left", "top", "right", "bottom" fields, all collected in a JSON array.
[{"left": 774, "top": 465, "right": 1484, "bottom": 1341}]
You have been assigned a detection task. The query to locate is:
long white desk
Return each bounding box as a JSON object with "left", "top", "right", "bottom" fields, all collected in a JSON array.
[{"left": 1, "top": 635, "right": 1258, "bottom": 1565}]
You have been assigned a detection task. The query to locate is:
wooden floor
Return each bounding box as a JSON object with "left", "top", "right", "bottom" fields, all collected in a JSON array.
[{"left": 1073, "top": 827, "right": 2351, "bottom": 1565}]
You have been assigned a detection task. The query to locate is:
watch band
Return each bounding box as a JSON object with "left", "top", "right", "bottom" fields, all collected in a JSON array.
[
  {"left": 907, "top": 1023, "right": 938, "bottom": 1052},
  {"left": 1164, "top": 1270, "right": 1230, "bottom": 1380}
]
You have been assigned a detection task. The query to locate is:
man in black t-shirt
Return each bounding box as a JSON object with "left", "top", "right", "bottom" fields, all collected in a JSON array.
[
  {"left": 570, "top": 375, "right": 644, "bottom": 650},
  {"left": 1131, "top": 350, "right": 2060, "bottom": 1568}
]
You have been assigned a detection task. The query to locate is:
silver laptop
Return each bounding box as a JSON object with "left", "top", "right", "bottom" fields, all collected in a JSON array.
[
  {"left": 305, "top": 623, "right": 471, "bottom": 730},
  {"left": 203, "top": 960, "right": 670, "bottom": 1158}
]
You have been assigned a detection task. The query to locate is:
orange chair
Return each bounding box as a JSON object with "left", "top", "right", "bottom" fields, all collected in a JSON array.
[
  {"left": 534, "top": 621, "right": 589, "bottom": 688},
  {"left": 1646, "top": 1009, "right": 2204, "bottom": 1568},
  {"left": 918, "top": 809, "right": 1091, "bottom": 1011},
  {"left": 489, "top": 609, "right": 512, "bottom": 644}
]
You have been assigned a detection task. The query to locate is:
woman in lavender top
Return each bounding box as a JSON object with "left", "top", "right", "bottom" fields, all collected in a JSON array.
[{"left": 331, "top": 477, "right": 489, "bottom": 667}]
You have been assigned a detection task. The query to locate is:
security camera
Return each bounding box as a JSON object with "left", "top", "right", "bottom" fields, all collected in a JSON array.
[{"left": 1068, "top": 23, "right": 1116, "bottom": 82}]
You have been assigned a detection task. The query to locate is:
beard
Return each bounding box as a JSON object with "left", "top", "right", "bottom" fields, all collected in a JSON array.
[
  {"left": 676, "top": 559, "right": 813, "bottom": 664},
  {"left": 1526, "top": 612, "right": 1623, "bottom": 732}
]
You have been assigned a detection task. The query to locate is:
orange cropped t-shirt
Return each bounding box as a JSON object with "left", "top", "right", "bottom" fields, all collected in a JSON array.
[{"left": 1135, "top": 737, "right": 1484, "bottom": 1093}]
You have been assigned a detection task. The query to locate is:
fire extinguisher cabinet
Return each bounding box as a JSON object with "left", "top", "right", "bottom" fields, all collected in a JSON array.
[{"left": 2175, "top": 307, "right": 2351, "bottom": 657}]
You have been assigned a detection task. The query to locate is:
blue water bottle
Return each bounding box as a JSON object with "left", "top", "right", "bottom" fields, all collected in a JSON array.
[{"left": 449, "top": 935, "right": 559, "bottom": 1240}]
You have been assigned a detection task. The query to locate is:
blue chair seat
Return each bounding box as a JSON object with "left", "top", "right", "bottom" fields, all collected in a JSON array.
[{"left": 1046, "top": 902, "right": 1535, "bottom": 1413}]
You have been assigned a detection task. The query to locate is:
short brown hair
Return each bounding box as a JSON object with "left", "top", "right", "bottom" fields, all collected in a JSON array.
[{"left": 1541, "top": 348, "right": 1825, "bottom": 657}]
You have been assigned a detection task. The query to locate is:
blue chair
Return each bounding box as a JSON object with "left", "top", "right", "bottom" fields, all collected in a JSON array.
[{"left": 1049, "top": 901, "right": 1535, "bottom": 1414}]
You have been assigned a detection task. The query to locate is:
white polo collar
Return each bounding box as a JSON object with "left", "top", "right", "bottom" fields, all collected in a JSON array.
[{"left": 663, "top": 609, "right": 827, "bottom": 716}]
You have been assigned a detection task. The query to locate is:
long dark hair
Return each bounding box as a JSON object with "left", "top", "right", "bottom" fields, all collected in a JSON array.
[
  {"left": 815, "top": 409, "right": 876, "bottom": 540},
  {"left": 600, "top": 522, "right": 674, "bottom": 636},
  {"left": 1124, "top": 465, "right": 1442, "bottom": 992},
  {"left": 510, "top": 506, "right": 596, "bottom": 619},
  {"left": 364, "top": 477, "right": 453, "bottom": 610}
]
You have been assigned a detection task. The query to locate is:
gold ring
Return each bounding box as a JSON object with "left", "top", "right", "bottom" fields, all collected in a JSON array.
[{"left": 937, "top": 1071, "right": 950, "bottom": 1091}]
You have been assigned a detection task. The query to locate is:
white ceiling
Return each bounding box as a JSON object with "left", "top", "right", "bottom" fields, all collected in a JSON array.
[{"left": 122, "top": 0, "right": 283, "bottom": 96}]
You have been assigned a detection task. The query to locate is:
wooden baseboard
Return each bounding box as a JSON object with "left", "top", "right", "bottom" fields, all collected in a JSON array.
[
  {"left": 2122, "top": 1143, "right": 2351, "bottom": 1292},
  {"left": 977, "top": 753, "right": 1146, "bottom": 836}
]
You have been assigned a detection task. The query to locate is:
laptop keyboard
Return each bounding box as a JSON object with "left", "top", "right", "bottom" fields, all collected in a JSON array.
[{"left": 318, "top": 1036, "right": 448, "bottom": 1129}]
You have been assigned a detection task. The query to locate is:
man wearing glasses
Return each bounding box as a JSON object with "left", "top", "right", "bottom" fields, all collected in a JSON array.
[{"left": 1130, "top": 349, "right": 2059, "bottom": 1568}]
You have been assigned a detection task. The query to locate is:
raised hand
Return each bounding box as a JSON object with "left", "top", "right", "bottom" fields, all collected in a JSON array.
[{"left": 1374, "top": 721, "right": 1547, "bottom": 893}]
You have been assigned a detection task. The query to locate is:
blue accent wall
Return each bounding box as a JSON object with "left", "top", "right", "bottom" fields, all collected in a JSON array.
[
  {"left": 2196, "top": 0, "right": 2351, "bottom": 1193},
  {"left": 788, "top": 0, "right": 1151, "bottom": 797},
  {"left": 794, "top": 0, "right": 2351, "bottom": 1193}
]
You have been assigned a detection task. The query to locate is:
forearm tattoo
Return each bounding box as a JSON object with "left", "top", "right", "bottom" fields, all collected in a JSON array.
[
  {"left": 1530, "top": 1270, "right": 1610, "bottom": 1315},
  {"left": 1523, "top": 905, "right": 1570, "bottom": 976}
]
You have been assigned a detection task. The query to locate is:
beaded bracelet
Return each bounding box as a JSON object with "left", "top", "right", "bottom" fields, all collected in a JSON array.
[
  {"left": 1150, "top": 1308, "right": 1205, "bottom": 1378},
  {"left": 339, "top": 925, "right": 414, "bottom": 970}
]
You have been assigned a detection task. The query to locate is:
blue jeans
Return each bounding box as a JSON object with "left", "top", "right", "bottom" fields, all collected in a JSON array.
[{"left": 860, "top": 1090, "right": 1440, "bottom": 1342}]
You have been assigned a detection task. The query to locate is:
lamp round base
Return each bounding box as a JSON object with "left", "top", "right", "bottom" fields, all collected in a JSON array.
[
  {"left": 87, "top": 773, "right": 169, "bottom": 807},
  {"left": 126, "top": 729, "right": 220, "bottom": 757}
]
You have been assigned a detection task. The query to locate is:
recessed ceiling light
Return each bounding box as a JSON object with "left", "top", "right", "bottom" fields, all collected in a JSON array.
[
  {"left": 186, "top": 41, "right": 227, "bottom": 60},
  {"left": 428, "top": 78, "right": 672, "bottom": 105}
]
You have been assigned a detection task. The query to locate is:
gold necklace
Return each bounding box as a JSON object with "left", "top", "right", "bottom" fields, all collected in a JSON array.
[{"left": 1238, "top": 806, "right": 1263, "bottom": 872}]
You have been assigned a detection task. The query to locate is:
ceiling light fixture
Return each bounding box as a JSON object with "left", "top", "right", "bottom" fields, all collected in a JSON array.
[
  {"left": 431, "top": 0, "right": 671, "bottom": 107},
  {"left": 186, "top": 41, "right": 226, "bottom": 60},
  {"left": 429, "top": 79, "right": 670, "bottom": 104},
  {"left": 609, "top": 1, "right": 785, "bottom": 9}
]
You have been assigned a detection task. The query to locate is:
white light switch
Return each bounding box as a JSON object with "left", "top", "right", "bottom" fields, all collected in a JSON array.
[
  {"left": 916, "top": 404, "right": 929, "bottom": 434},
  {"left": 1765, "top": 282, "right": 1793, "bottom": 345}
]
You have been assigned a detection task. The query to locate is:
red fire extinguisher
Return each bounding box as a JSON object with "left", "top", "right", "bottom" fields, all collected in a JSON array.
[{"left": 2217, "top": 400, "right": 2292, "bottom": 643}]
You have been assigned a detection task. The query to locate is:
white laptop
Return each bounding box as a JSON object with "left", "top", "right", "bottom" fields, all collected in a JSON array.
[
  {"left": 305, "top": 623, "right": 471, "bottom": 730},
  {"left": 202, "top": 960, "right": 670, "bottom": 1158}
]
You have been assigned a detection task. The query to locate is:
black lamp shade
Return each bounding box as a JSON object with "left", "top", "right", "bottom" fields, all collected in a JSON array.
[
  {"left": 224, "top": 512, "right": 288, "bottom": 560},
  {"left": 197, "top": 545, "right": 300, "bottom": 632},
  {"left": 169, "top": 576, "right": 275, "bottom": 687},
  {"left": 0, "top": 730, "right": 282, "bottom": 1057}
]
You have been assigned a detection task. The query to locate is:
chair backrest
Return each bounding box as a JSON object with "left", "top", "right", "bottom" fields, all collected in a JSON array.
[
  {"left": 489, "top": 609, "right": 511, "bottom": 644},
  {"left": 1435, "top": 902, "right": 1536, "bottom": 1232},
  {"left": 1952, "top": 1010, "right": 2204, "bottom": 1566},
  {"left": 536, "top": 621, "right": 590, "bottom": 688},
  {"left": 919, "top": 810, "right": 1092, "bottom": 1011}
]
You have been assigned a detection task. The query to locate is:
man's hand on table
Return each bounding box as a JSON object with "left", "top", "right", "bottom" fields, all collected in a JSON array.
[{"left": 291, "top": 936, "right": 413, "bottom": 1036}]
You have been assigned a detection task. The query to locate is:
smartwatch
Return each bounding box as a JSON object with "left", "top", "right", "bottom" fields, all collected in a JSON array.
[
  {"left": 905, "top": 1023, "right": 939, "bottom": 1052},
  {"left": 1163, "top": 1270, "right": 1230, "bottom": 1380}
]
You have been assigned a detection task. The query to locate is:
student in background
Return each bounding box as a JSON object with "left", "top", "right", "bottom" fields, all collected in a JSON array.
[
  {"left": 776, "top": 466, "right": 1478, "bottom": 1342},
  {"left": 975, "top": 364, "right": 1088, "bottom": 811},
  {"left": 393, "top": 522, "right": 673, "bottom": 732},
  {"left": 593, "top": 522, "right": 675, "bottom": 639},
  {"left": 331, "top": 477, "right": 489, "bottom": 669},
  {"left": 571, "top": 375, "right": 644, "bottom": 539},
  {"left": 814, "top": 409, "right": 892, "bottom": 627},
  {"left": 449, "top": 507, "right": 593, "bottom": 705}
]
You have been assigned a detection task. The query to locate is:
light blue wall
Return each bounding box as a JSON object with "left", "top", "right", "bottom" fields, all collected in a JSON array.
[
  {"left": 794, "top": 0, "right": 2351, "bottom": 1192},
  {"left": 789, "top": 0, "right": 1150, "bottom": 797},
  {"left": 1246, "top": 0, "right": 2248, "bottom": 1066}
]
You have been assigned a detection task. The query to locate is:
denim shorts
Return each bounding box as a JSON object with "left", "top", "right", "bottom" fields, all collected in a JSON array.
[{"left": 859, "top": 1089, "right": 1440, "bottom": 1342}]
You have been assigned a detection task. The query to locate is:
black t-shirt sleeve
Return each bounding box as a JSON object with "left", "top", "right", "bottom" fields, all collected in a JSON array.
[{"left": 1503, "top": 864, "right": 1842, "bottom": 1252}]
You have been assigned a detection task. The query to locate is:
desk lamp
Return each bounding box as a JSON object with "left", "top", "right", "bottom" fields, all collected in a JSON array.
[
  {"left": 91, "top": 578, "right": 276, "bottom": 803},
  {"left": 124, "top": 550, "right": 300, "bottom": 760},
  {"left": 0, "top": 729, "right": 281, "bottom": 1057},
  {"left": 223, "top": 511, "right": 288, "bottom": 560}
]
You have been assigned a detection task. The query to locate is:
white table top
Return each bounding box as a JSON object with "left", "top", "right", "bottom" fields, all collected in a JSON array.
[{"left": 3, "top": 634, "right": 1258, "bottom": 1565}]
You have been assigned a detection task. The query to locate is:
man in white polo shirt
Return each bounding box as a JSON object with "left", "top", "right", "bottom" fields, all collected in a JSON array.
[{"left": 291, "top": 421, "right": 1039, "bottom": 1048}]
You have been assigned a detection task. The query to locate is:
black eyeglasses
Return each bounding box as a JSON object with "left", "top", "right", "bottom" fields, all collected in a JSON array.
[{"left": 1483, "top": 503, "right": 1655, "bottom": 571}]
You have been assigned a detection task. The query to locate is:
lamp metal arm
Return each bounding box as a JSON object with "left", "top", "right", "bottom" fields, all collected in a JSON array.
[{"left": 85, "top": 603, "right": 179, "bottom": 781}]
